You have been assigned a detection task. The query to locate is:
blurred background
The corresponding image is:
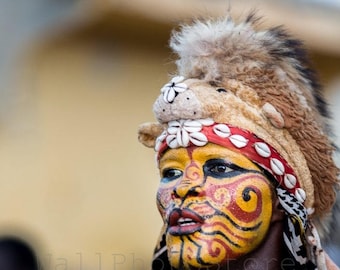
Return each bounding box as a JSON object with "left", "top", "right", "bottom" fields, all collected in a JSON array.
[{"left": 0, "top": 0, "right": 339, "bottom": 269}]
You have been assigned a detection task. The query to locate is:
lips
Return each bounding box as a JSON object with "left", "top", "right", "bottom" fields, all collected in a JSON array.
[{"left": 168, "top": 208, "right": 204, "bottom": 235}]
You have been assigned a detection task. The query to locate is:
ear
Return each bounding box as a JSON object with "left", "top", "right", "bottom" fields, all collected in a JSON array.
[
  {"left": 262, "top": 102, "right": 285, "bottom": 129},
  {"left": 138, "top": 122, "right": 164, "bottom": 148}
]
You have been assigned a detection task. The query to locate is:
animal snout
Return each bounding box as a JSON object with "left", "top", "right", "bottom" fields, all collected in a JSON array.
[{"left": 153, "top": 90, "right": 203, "bottom": 123}]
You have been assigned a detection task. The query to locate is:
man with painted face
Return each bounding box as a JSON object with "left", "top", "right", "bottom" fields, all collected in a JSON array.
[{"left": 138, "top": 13, "right": 339, "bottom": 270}]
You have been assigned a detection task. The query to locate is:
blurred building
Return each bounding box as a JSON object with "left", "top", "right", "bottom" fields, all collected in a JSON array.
[{"left": 0, "top": 0, "right": 339, "bottom": 269}]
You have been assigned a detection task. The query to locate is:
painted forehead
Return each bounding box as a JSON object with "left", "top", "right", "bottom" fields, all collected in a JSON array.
[{"left": 159, "top": 143, "right": 261, "bottom": 172}]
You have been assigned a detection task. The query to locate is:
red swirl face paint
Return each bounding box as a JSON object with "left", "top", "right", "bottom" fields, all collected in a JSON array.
[{"left": 157, "top": 143, "right": 273, "bottom": 269}]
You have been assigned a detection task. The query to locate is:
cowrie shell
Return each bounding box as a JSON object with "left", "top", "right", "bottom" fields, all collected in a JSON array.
[
  {"left": 171, "top": 76, "right": 185, "bottom": 83},
  {"left": 177, "top": 129, "right": 189, "bottom": 147},
  {"left": 189, "top": 132, "right": 208, "bottom": 146},
  {"left": 295, "top": 188, "right": 306, "bottom": 203},
  {"left": 160, "top": 84, "right": 170, "bottom": 93},
  {"left": 155, "top": 131, "right": 167, "bottom": 151},
  {"left": 213, "top": 124, "right": 231, "bottom": 138},
  {"left": 184, "top": 126, "right": 202, "bottom": 133},
  {"left": 254, "top": 142, "right": 271, "bottom": 158},
  {"left": 173, "top": 82, "right": 187, "bottom": 92},
  {"left": 155, "top": 140, "right": 161, "bottom": 152},
  {"left": 270, "top": 158, "right": 285, "bottom": 175},
  {"left": 168, "top": 120, "right": 181, "bottom": 128},
  {"left": 167, "top": 126, "right": 178, "bottom": 135},
  {"left": 184, "top": 120, "right": 202, "bottom": 127},
  {"left": 163, "top": 89, "right": 175, "bottom": 103},
  {"left": 199, "top": 118, "right": 214, "bottom": 126},
  {"left": 184, "top": 120, "right": 202, "bottom": 133},
  {"left": 229, "top": 135, "right": 248, "bottom": 148},
  {"left": 284, "top": 174, "right": 297, "bottom": 189},
  {"left": 166, "top": 135, "right": 178, "bottom": 148}
]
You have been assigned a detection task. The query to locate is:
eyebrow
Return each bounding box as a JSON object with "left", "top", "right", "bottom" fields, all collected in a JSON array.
[{"left": 159, "top": 150, "right": 188, "bottom": 166}]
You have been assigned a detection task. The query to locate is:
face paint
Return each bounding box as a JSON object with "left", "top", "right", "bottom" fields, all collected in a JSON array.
[{"left": 157, "top": 143, "right": 273, "bottom": 269}]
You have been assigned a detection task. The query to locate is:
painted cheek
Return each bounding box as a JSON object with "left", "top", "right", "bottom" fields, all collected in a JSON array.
[
  {"left": 204, "top": 184, "right": 231, "bottom": 209},
  {"left": 156, "top": 186, "right": 174, "bottom": 219},
  {"left": 204, "top": 174, "right": 271, "bottom": 220},
  {"left": 198, "top": 174, "right": 273, "bottom": 258},
  {"left": 228, "top": 176, "right": 272, "bottom": 225}
]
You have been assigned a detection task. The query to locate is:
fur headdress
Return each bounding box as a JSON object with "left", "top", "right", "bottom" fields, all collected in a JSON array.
[{"left": 138, "top": 13, "right": 339, "bottom": 269}]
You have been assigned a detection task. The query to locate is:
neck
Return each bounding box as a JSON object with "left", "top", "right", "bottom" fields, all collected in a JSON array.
[{"left": 220, "top": 205, "right": 287, "bottom": 270}]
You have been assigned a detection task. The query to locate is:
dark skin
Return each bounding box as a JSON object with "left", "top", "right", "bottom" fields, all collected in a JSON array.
[{"left": 216, "top": 198, "right": 287, "bottom": 270}]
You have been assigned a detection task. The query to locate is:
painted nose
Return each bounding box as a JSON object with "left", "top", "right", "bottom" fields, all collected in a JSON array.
[
  {"left": 172, "top": 184, "right": 204, "bottom": 199},
  {"left": 172, "top": 164, "right": 205, "bottom": 199}
]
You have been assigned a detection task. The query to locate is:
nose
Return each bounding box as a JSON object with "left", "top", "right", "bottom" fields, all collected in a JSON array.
[
  {"left": 171, "top": 164, "right": 205, "bottom": 199},
  {"left": 172, "top": 184, "right": 204, "bottom": 199}
]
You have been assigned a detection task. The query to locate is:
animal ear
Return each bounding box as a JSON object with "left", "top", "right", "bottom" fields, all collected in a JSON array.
[
  {"left": 138, "top": 122, "right": 164, "bottom": 148},
  {"left": 262, "top": 102, "right": 285, "bottom": 129}
]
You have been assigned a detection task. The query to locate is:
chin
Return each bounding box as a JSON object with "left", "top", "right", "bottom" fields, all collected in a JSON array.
[{"left": 166, "top": 232, "right": 243, "bottom": 270}]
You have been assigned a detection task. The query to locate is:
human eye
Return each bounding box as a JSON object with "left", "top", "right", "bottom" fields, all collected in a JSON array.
[
  {"left": 161, "top": 168, "right": 182, "bottom": 183},
  {"left": 211, "top": 163, "right": 231, "bottom": 173},
  {"left": 205, "top": 159, "right": 232, "bottom": 176},
  {"left": 204, "top": 159, "right": 244, "bottom": 178}
]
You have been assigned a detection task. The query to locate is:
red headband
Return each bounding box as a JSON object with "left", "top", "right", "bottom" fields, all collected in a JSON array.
[{"left": 155, "top": 119, "right": 305, "bottom": 203}]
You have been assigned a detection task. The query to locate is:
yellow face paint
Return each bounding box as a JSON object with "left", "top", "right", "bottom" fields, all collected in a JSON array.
[{"left": 157, "top": 143, "right": 273, "bottom": 269}]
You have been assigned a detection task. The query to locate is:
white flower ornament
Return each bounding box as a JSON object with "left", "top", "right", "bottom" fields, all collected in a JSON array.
[
  {"left": 160, "top": 76, "right": 187, "bottom": 103},
  {"left": 159, "top": 119, "right": 214, "bottom": 149}
]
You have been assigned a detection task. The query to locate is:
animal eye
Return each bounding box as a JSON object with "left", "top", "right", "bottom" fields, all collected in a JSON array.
[
  {"left": 161, "top": 168, "right": 182, "bottom": 183},
  {"left": 216, "top": 88, "right": 227, "bottom": 93},
  {"left": 209, "top": 80, "right": 218, "bottom": 87}
]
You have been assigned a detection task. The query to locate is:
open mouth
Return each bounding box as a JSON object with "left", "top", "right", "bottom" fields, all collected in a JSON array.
[{"left": 168, "top": 208, "right": 204, "bottom": 235}]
